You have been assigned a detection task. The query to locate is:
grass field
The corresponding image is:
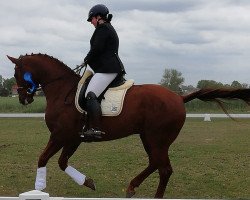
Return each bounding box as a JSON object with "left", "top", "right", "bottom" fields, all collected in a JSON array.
[
  {"left": 0, "top": 118, "right": 249, "bottom": 198},
  {"left": 0, "top": 97, "right": 46, "bottom": 113}
]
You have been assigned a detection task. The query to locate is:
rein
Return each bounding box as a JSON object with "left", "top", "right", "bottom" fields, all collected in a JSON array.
[
  {"left": 42, "top": 65, "right": 86, "bottom": 104},
  {"left": 73, "top": 63, "right": 87, "bottom": 75},
  {"left": 41, "top": 73, "right": 79, "bottom": 105},
  {"left": 40, "top": 73, "right": 68, "bottom": 89}
]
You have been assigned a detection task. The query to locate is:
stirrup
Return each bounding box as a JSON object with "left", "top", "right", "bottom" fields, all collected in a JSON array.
[{"left": 80, "top": 128, "right": 105, "bottom": 139}]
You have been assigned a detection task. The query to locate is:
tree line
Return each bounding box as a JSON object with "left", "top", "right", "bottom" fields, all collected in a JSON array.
[
  {"left": 0, "top": 75, "right": 16, "bottom": 96},
  {"left": 159, "top": 68, "right": 250, "bottom": 94}
]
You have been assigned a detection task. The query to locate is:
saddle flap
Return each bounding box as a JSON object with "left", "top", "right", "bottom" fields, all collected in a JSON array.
[
  {"left": 75, "top": 77, "right": 134, "bottom": 116},
  {"left": 75, "top": 70, "right": 93, "bottom": 113},
  {"left": 101, "top": 79, "right": 134, "bottom": 116}
]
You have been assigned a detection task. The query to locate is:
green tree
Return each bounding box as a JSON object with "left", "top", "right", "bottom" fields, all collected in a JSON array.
[
  {"left": 0, "top": 75, "right": 3, "bottom": 91},
  {"left": 181, "top": 85, "right": 197, "bottom": 94},
  {"left": 231, "top": 81, "right": 242, "bottom": 88},
  {"left": 0, "top": 75, "right": 3, "bottom": 86},
  {"left": 3, "top": 77, "right": 16, "bottom": 95},
  {"left": 0, "top": 87, "right": 9, "bottom": 96},
  {"left": 197, "top": 80, "right": 224, "bottom": 89},
  {"left": 242, "top": 83, "right": 249, "bottom": 88},
  {"left": 159, "top": 68, "right": 184, "bottom": 94},
  {"left": 0, "top": 75, "right": 9, "bottom": 96}
]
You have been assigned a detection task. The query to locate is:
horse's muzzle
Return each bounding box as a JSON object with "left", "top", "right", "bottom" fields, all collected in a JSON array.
[{"left": 19, "top": 95, "right": 34, "bottom": 105}]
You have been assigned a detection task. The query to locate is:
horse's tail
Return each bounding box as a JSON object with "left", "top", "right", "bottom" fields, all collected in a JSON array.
[
  {"left": 182, "top": 88, "right": 250, "bottom": 103},
  {"left": 182, "top": 88, "right": 250, "bottom": 115}
]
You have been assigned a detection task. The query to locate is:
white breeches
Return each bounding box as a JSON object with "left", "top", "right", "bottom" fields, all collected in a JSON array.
[{"left": 85, "top": 73, "right": 117, "bottom": 97}]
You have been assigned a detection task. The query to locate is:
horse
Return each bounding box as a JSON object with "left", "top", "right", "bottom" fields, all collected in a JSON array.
[{"left": 7, "top": 54, "right": 250, "bottom": 198}]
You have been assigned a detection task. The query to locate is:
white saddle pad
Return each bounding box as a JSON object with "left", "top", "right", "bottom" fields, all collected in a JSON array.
[
  {"left": 75, "top": 73, "right": 134, "bottom": 116},
  {"left": 101, "top": 79, "right": 134, "bottom": 116}
]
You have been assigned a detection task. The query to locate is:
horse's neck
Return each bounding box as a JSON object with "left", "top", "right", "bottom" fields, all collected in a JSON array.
[
  {"left": 43, "top": 72, "right": 78, "bottom": 95},
  {"left": 36, "top": 62, "right": 79, "bottom": 103}
]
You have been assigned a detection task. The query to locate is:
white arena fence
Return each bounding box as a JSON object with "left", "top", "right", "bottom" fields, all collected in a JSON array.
[
  {"left": 186, "top": 113, "right": 250, "bottom": 118},
  {"left": 0, "top": 190, "right": 170, "bottom": 200},
  {"left": 0, "top": 113, "right": 45, "bottom": 118},
  {"left": 0, "top": 113, "right": 250, "bottom": 121},
  {"left": 187, "top": 113, "right": 250, "bottom": 121}
]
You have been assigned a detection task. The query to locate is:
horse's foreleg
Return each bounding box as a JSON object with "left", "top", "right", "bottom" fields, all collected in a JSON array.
[
  {"left": 154, "top": 154, "right": 173, "bottom": 198},
  {"left": 35, "top": 139, "right": 63, "bottom": 190},
  {"left": 155, "top": 164, "right": 172, "bottom": 198},
  {"left": 58, "top": 143, "right": 96, "bottom": 190}
]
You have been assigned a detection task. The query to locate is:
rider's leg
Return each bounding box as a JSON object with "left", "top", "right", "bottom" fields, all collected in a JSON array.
[
  {"left": 85, "top": 91, "right": 102, "bottom": 131},
  {"left": 85, "top": 73, "right": 118, "bottom": 98},
  {"left": 80, "top": 73, "right": 117, "bottom": 139}
]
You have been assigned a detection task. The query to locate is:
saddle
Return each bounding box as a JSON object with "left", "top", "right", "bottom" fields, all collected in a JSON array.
[{"left": 75, "top": 70, "right": 134, "bottom": 116}]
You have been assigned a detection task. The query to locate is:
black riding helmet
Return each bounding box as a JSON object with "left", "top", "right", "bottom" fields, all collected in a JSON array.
[{"left": 87, "top": 4, "right": 109, "bottom": 22}]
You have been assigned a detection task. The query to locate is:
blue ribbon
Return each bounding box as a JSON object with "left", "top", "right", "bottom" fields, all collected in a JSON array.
[{"left": 23, "top": 72, "right": 38, "bottom": 94}]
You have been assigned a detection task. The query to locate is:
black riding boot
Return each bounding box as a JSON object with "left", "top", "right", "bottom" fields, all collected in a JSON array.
[{"left": 80, "top": 91, "right": 105, "bottom": 139}]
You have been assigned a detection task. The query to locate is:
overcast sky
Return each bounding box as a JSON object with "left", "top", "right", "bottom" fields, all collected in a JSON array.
[{"left": 1, "top": 0, "right": 250, "bottom": 86}]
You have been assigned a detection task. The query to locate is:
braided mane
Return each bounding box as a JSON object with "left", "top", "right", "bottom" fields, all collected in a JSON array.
[{"left": 19, "top": 53, "right": 80, "bottom": 77}]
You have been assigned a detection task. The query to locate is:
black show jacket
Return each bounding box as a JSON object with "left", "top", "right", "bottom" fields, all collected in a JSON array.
[{"left": 84, "top": 22, "right": 125, "bottom": 74}]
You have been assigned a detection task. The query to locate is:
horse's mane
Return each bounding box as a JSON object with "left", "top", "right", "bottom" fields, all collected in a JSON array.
[{"left": 19, "top": 53, "right": 80, "bottom": 77}]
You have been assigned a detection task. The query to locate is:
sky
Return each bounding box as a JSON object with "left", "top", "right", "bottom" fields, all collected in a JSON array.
[{"left": 1, "top": 0, "right": 250, "bottom": 86}]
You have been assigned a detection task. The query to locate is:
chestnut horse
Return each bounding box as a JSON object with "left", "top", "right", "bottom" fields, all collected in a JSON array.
[{"left": 7, "top": 54, "right": 250, "bottom": 198}]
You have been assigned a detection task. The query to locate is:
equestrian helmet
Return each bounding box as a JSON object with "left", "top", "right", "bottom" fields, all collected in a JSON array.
[{"left": 87, "top": 4, "right": 109, "bottom": 22}]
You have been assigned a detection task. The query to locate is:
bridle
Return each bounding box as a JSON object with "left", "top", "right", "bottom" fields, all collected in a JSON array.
[
  {"left": 14, "top": 59, "right": 40, "bottom": 95},
  {"left": 15, "top": 57, "right": 83, "bottom": 104},
  {"left": 15, "top": 57, "right": 68, "bottom": 95}
]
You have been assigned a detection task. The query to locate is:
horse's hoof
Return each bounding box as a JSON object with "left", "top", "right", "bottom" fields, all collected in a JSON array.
[
  {"left": 126, "top": 190, "right": 136, "bottom": 198},
  {"left": 84, "top": 177, "right": 96, "bottom": 191}
]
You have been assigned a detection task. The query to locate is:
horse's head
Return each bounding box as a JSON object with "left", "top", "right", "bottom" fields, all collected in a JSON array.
[
  {"left": 7, "top": 53, "right": 80, "bottom": 105},
  {"left": 7, "top": 55, "right": 37, "bottom": 105}
]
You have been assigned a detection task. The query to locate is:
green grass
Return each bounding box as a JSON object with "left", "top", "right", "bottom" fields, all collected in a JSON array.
[
  {"left": 0, "top": 118, "right": 249, "bottom": 198},
  {"left": 0, "top": 97, "right": 46, "bottom": 113}
]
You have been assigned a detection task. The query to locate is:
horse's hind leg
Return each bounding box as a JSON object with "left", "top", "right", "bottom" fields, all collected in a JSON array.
[
  {"left": 58, "top": 142, "right": 96, "bottom": 190},
  {"left": 127, "top": 144, "right": 173, "bottom": 198},
  {"left": 136, "top": 133, "right": 173, "bottom": 198},
  {"left": 126, "top": 164, "right": 156, "bottom": 198},
  {"left": 35, "top": 138, "right": 63, "bottom": 190},
  {"left": 126, "top": 134, "right": 157, "bottom": 198}
]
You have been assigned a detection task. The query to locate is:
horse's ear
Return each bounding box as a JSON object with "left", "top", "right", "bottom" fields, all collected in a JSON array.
[{"left": 7, "top": 55, "right": 21, "bottom": 66}]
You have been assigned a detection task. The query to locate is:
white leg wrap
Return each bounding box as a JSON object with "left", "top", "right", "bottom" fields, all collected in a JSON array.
[
  {"left": 65, "top": 166, "right": 86, "bottom": 185},
  {"left": 35, "top": 167, "right": 47, "bottom": 191}
]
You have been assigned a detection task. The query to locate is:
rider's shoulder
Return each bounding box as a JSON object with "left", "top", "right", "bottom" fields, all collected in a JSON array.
[{"left": 97, "top": 23, "right": 112, "bottom": 30}]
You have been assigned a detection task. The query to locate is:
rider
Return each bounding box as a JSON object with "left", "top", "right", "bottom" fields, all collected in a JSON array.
[{"left": 80, "top": 4, "right": 126, "bottom": 138}]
